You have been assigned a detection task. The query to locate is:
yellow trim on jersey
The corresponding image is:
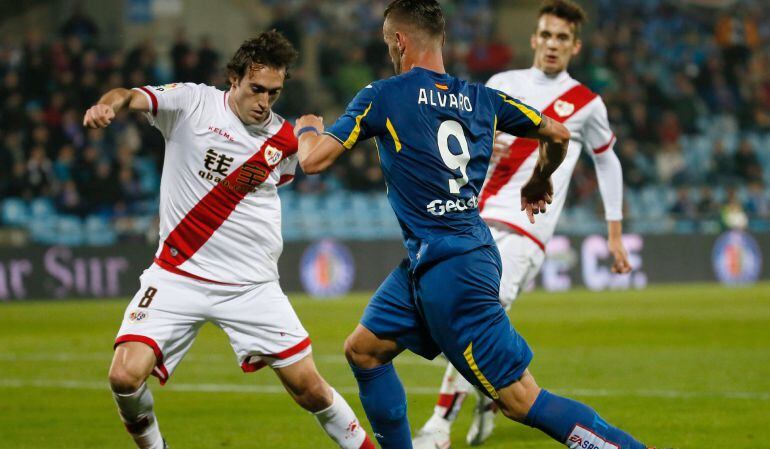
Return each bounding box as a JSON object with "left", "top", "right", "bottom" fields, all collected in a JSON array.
[
  {"left": 464, "top": 342, "right": 499, "bottom": 399},
  {"left": 386, "top": 118, "right": 402, "bottom": 152},
  {"left": 343, "top": 102, "right": 373, "bottom": 150},
  {"left": 498, "top": 93, "right": 542, "bottom": 126}
]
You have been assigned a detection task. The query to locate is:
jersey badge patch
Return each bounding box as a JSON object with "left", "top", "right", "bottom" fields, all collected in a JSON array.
[
  {"left": 151, "top": 83, "right": 182, "bottom": 93},
  {"left": 264, "top": 145, "right": 283, "bottom": 166},
  {"left": 554, "top": 99, "right": 575, "bottom": 118}
]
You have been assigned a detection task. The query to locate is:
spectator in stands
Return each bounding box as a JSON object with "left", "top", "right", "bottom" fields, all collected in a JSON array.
[
  {"left": 722, "top": 187, "right": 749, "bottom": 230},
  {"left": 656, "top": 142, "right": 687, "bottom": 186},
  {"left": 669, "top": 187, "right": 697, "bottom": 220},
  {"left": 734, "top": 138, "right": 763, "bottom": 183},
  {"left": 707, "top": 140, "right": 736, "bottom": 186},
  {"left": 696, "top": 186, "right": 720, "bottom": 221},
  {"left": 744, "top": 181, "right": 770, "bottom": 218},
  {"left": 617, "top": 139, "right": 653, "bottom": 190},
  {"left": 60, "top": 3, "right": 99, "bottom": 43}
]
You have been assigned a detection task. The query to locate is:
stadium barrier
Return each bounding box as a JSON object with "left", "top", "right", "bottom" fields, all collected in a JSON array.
[{"left": 0, "top": 232, "right": 766, "bottom": 301}]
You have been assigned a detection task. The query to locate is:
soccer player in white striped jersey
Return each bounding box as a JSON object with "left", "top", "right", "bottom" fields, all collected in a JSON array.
[
  {"left": 413, "top": 1, "right": 633, "bottom": 447},
  {"left": 84, "top": 31, "right": 374, "bottom": 449}
]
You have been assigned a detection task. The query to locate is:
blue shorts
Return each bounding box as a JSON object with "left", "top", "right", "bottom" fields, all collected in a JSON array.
[{"left": 361, "top": 245, "right": 533, "bottom": 398}]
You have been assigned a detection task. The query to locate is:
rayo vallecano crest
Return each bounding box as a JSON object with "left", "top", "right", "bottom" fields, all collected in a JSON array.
[
  {"left": 553, "top": 100, "right": 575, "bottom": 118},
  {"left": 264, "top": 145, "right": 283, "bottom": 166}
]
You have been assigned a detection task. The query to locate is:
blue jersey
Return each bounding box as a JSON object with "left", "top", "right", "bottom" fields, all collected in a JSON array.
[{"left": 327, "top": 67, "right": 542, "bottom": 270}]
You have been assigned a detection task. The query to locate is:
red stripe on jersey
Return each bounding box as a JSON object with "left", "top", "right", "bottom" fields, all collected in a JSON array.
[
  {"left": 479, "top": 84, "right": 598, "bottom": 211},
  {"left": 593, "top": 134, "right": 616, "bottom": 154},
  {"left": 240, "top": 337, "right": 312, "bottom": 372},
  {"left": 137, "top": 87, "right": 158, "bottom": 116},
  {"left": 153, "top": 258, "right": 240, "bottom": 285},
  {"left": 158, "top": 120, "right": 298, "bottom": 270},
  {"left": 277, "top": 174, "right": 295, "bottom": 186},
  {"left": 485, "top": 218, "right": 546, "bottom": 252}
]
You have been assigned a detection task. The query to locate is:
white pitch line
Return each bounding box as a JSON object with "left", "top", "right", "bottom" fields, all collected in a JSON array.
[
  {"left": 0, "top": 352, "right": 442, "bottom": 366},
  {"left": 0, "top": 378, "right": 768, "bottom": 401}
]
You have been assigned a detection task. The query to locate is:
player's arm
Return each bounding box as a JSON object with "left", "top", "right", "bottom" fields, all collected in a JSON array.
[
  {"left": 83, "top": 88, "right": 150, "bottom": 129},
  {"left": 297, "top": 84, "right": 382, "bottom": 174},
  {"left": 519, "top": 115, "right": 570, "bottom": 224},
  {"left": 585, "top": 99, "right": 631, "bottom": 273},
  {"left": 493, "top": 90, "right": 569, "bottom": 223},
  {"left": 295, "top": 115, "right": 346, "bottom": 174}
]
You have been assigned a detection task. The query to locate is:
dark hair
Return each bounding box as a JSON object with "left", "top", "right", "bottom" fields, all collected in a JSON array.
[
  {"left": 383, "top": 0, "right": 445, "bottom": 39},
  {"left": 538, "top": 0, "right": 587, "bottom": 38},
  {"left": 226, "top": 30, "right": 298, "bottom": 81}
]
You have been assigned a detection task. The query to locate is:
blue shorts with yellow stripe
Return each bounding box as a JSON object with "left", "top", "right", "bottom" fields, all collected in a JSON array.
[{"left": 361, "top": 245, "right": 533, "bottom": 399}]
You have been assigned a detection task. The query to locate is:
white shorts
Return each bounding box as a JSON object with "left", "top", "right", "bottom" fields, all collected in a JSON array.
[
  {"left": 489, "top": 224, "right": 546, "bottom": 308},
  {"left": 114, "top": 265, "right": 311, "bottom": 385}
]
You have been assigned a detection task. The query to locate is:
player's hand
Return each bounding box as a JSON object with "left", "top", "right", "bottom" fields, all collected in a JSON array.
[
  {"left": 490, "top": 132, "right": 511, "bottom": 165},
  {"left": 608, "top": 237, "right": 632, "bottom": 274},
  {"left": 83, "top": 104, "right": 116, "bottom": 129},
  {"left": 520, "top": 171, "right": 553, "bottom": 224},
  {"left": 295, "top": 115, "right": 325, "bottom": 135}
]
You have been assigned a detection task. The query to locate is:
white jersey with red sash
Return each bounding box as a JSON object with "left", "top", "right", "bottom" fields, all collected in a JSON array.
[
  {"left": 480, "top": 68, "right": 622, "bottom": 250},
  {"left": 133, "top": 83, "right": 298, "bottom": 285}
]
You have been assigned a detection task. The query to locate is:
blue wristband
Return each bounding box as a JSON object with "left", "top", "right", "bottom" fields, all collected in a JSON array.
[{"left": 296, "top": 126, "right": 320, "bottom": 138}]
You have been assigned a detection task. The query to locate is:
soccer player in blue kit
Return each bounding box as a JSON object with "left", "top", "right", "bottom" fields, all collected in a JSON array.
[{"left": 296, "top": 1, "right": 666, "bottom": 449}]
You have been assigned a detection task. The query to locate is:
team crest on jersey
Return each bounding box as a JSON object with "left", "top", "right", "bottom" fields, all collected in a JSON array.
[
  {"left": 264, "top": 145, "right": 283, "bottom": 166},
  {"left": 554, "top": 99, "right": 575, "bottom": 118},
  {"left": 128, "top": 310, "right": 148, "bottom": 323}
]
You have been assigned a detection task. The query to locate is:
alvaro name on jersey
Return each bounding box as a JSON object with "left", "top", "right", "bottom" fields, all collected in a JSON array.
[
  {"left": 133, "top": 83, "right": 298, "bottom": 285},
  {"left": 480, "top": 68, "right": 623, "bottom": 251}
]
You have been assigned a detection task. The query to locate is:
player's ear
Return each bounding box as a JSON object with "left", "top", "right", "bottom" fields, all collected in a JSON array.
[
  {"left": 572, "top": 38, "right": 582, "bottom": 56},
  {"left": 530, "top": 33, "right": 537, "bottom": 50}
]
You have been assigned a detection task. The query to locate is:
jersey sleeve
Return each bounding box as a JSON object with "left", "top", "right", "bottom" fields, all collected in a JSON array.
[
  {"left": 584, "top": 98, "right": 623, "bottom": 221},
  {"left": 325, "top": 83, "right": 384, "bottom": 150},
  {"left": 132, "top": 82, "right": 203, "bottom": 137},
  {"left": 492, "top": 89, "right": 542, "bottom": 137},
  {"left": 276, "top": 154, "right": 298, "bottom": 188}
]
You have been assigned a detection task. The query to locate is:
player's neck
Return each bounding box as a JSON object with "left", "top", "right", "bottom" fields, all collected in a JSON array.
[
  {"left": 404, "top": 50, "right": 445, "bottom": 75},
  {"left": 531, "top": 64, "right": 569, "bottom": 81}
]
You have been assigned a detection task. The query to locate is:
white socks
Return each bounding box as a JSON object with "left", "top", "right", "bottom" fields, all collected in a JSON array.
[
  {"left": 112, "top": 382, "right": 165, "bottom": 449},
  {"left": 425, "top": 362, "right": 473, "bottom": 431},
  {"left": 313, "top": 388, "right": 372, "bottom": 449}
]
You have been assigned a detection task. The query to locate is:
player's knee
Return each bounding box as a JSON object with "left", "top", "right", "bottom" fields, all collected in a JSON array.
[
  {"left": 108, "top": 364, "right": 147, "bottom": 394},
  {"left": 344, "top": 335, "right": 379, "bottom": 369},
  {"left": 496, "top": 399, "right": 530, "bottom": 422}
]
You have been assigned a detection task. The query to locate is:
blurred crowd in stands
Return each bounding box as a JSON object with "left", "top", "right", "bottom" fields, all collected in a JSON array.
[{"left": 0, "top": 0, "right": 769, "bottom": 245}]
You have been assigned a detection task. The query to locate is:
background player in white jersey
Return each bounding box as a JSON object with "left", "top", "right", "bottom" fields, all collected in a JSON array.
[
  {"left": 83, "top": 31, "right": 374, "bottom": 449},
  {"left": 414, "top": 1, "right": 633, "bottom": 447}
]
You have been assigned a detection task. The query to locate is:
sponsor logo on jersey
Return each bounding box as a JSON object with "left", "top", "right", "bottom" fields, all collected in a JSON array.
[
  {"left": 151, "top": 83, "right": 181, "bottom": 93},
  {"left": 198, "top": 148, "right": 269, "bottom": 194},
  {"left": 128, "top": 310, "right": 148, "bottom": 323},
  {"left": 567, "top": 425, "right": 619, "bottom": 449},
  {"left": 426, "top": 195, "right": 479, "bottom": 216},
  {"left": 712, "top": 230, "right": 762, "bottom": 285},
  {"left": 300, "top": 239, "right": 355, "bottom": 298},
  {"left": 208, "top": 126, "right": 236, "bottom": 142},
  {"left": 264, "top": 145, "right": 283, "bottom": 166},
  {"left": 554, "top": 99, "right": 575, "bottom": 118}
]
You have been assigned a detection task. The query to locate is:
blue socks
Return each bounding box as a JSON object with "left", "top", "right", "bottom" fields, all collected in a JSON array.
[
  {"left": 350, "top": 362, "right": 412, "bottom": 449},
  {"left": 525, "top": 389, "right": 647, "bottom": 449}
]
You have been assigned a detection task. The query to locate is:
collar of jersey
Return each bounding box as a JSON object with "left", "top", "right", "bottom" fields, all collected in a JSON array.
[
  {"left": 529, "top": 66, "right": 570, "bottom": 84},
  {"left": 410, "top": 66, "right": 450, "bottom": 79}
]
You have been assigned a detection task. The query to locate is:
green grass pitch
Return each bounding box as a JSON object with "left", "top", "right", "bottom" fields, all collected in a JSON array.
[{"left": 1, "top": 283, "right": 769, "bottom": 448}]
